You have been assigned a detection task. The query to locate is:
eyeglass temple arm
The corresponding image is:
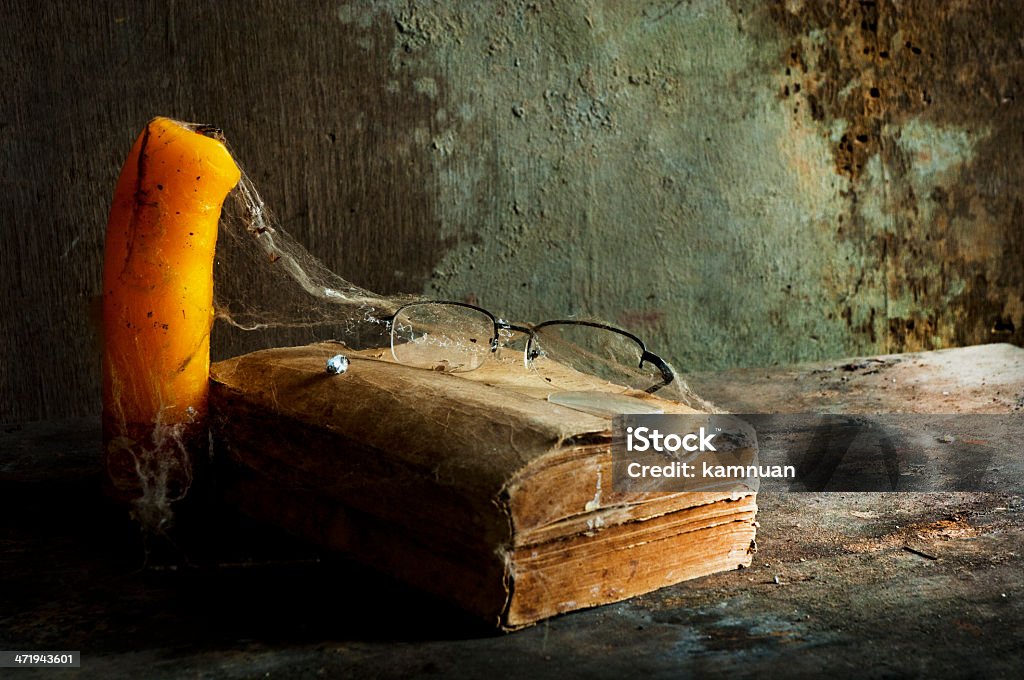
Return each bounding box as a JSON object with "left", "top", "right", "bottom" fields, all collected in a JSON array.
[{"left": 641, "top": 351, "right": 675, "bottom": 394}]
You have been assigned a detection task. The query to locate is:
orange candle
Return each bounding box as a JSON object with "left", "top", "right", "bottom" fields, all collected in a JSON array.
[{"left": 102, "top": 117, "right": 241, "bottom": 503}]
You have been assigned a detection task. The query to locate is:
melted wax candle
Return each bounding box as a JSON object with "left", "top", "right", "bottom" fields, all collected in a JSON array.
[{"left": 102, "top": 117, "right": 240, "bottom": 503}]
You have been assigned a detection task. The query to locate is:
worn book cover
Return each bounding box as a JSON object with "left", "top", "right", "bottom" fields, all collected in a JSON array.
[{"left": 209, "top": 343, "right": 758, "bottom": 629}]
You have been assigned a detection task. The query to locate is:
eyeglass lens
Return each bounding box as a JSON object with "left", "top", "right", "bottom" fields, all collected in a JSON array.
[
  {"left": 527, "top": 323, "right": 661, "bottom": 392},
  {"left": 390, "top": 303, "right": 494, "bottom": 373}
]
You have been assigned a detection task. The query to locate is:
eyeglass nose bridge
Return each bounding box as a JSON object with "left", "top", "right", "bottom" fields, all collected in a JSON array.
[{"left": 494, "top": 320, "right": 539, "bottom": 362}]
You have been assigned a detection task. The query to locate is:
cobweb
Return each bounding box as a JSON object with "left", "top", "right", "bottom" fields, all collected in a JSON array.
[
  {"left": 128, "top": 153, "right": 714, "bottom": 544},
  {"left": 211, "top": 169, "right": 712, "bottom": 407},
  {"left": 212, "top": 170, "right": 420, "bottom": 350}
]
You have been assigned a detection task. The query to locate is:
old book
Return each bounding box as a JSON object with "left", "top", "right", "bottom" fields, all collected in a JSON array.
[{"left": 209, "top": 343, "right": 758, "bottom": 629}]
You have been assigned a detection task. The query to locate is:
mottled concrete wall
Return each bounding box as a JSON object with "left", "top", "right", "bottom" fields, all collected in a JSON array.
[
  {"left": 1, "top": 0, "right": 1021, "bottom": 422},
  {"left": 401, "top": 0, "right": 1023, "bottom": 369}
]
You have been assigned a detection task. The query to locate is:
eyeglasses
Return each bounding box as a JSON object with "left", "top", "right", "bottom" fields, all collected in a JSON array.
[{"left": 385, "top": 301, "right": 675, "bottom": 394}]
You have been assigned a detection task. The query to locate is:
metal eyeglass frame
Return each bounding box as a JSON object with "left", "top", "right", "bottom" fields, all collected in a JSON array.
[{"left": 386, "top": 300, "right": 676, "bottom": 394}]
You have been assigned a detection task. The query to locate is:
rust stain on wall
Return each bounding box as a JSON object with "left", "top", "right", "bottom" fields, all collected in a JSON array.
[{"left": 764, "top": 0, "right": 1024, "bottom": 352}]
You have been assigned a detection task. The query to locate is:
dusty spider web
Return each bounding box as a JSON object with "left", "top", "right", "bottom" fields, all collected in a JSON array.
[{"left": 128, "top": 158, "right": 712, "bottom": 543}]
